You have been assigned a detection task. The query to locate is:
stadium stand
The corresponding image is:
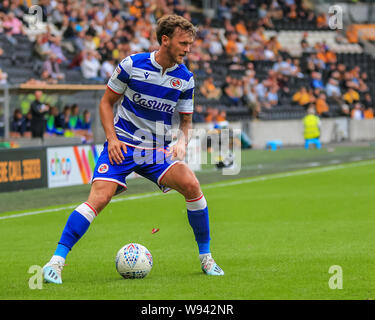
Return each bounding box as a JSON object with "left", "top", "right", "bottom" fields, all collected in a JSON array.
[{"left": 1, "top": 0, "right": 375, "bottom": 141}]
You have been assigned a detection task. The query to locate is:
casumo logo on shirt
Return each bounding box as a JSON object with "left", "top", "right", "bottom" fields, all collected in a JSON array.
[{"left": 132, "top": 93, "right": 175, "bottom": 114}]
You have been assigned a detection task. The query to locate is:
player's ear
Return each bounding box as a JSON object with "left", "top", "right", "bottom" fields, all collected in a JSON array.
[{"left": 161, "top": 34, "right": 170, "bottom": 46}]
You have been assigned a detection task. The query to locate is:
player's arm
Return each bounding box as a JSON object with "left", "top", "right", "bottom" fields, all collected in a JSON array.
[
  {"left": 102, "top": 57, "right": 132, "bottom": 165},
  {"left": 171, "top": 112, "right": 192, "bottom": 161},
  {"left": 171, "top": 75, "right": 195, "bottom": 160},
  {"left": 99, "top": 88, "right": 127, "bottom": 165}
]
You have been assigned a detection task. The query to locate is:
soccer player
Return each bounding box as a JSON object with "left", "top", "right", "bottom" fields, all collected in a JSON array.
[{"left": 43, "top": 15, "right": 224, "bottom": 284}]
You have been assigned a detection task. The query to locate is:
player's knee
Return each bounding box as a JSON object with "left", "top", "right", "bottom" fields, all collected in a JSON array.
[
  {"left": 88, "top": 192, "right": 112, "bottom": 213},
  {"left": 183, "top": 178, "right": 201, "bottom": 199}
]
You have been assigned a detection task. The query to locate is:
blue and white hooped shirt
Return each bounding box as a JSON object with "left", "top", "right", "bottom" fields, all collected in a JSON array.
[{"left": 107, "top": 51, "right": 195, "bottom": 149}]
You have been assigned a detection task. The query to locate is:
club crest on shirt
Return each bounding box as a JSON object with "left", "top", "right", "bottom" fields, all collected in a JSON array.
[
  {"left": 170, "top": 78, "right": 182, "bottom": 89},
  {"left": 98, "top": 163, "right": 109, "bottom": 173}
]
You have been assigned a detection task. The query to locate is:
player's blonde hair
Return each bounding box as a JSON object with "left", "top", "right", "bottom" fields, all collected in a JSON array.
[{"left": 156, "top": 14, "right": 196, "bottom": 45}]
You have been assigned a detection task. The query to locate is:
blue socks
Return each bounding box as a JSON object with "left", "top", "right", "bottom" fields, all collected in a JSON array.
[
  {"left": 186, "top": 194, "right": 211, "bottom": 255},
  {"left": 53, "top": 203, "right": 97, "bottom": 260}
]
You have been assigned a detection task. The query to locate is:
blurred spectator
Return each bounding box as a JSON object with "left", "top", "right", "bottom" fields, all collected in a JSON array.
[
  {"left": 311, "top": 72, "right": 324, "bottom": 90},
  {"left": 69, "top": 104, "right": 83, "bottom": 130},
  {"left": 343, "top": 87, "right": 360, "bottom": 106},
  {"left": 192, "top": 105, "right": 205, "bottom": 123},
  {"left": 0, "top": 0, "right": 11, "bottom": 14},
  {"left": 316, "top": 45, "right": 337, "bottom": 65},
  {"left": 10, "top": 109, "right": 26, "bottom": 138},
  {"left": 363, "top": 106, "right": 374, "bottom": 119},
  {"left": 0, "top": 68, "right": 8, "bottom": 85},
  {"left": 316, "top": 13, "right": 328, "bottom": 29},
  {"left": 243, "top": 77, "right": 260, "bottom": 117},
  {"left": 57, "top": 105, "right": 72, "bottom": 130},
  {"left": 351, "top": 102, "right": 363, "bottom": 120},
  {"left": 292, "top": 87, "right": 313, "bottom": 108},
  {"left": 301, "top": 39, "right": 315, "bottom": 54},
  {"left": 41, "top": 54, "right": 65, "bottom": 83},
  {"left": 50, "top": 1, "right": 64, "bottom": 30},
  {"left": 46, "top": 106, "right": 64, "bottom": 136},
  {"left": 224, "top": 32, "right": 240, "bottom": 57},
  {"left": 266, "top": 85, "right": 279, "bottom": 107},
  {"left": 49, "top": 36, "right": 67, "bottom": 64},
  {"left": 81, "top": 51, "right": 103, "bottom": 82},
  {"left": 303, "top": 106, "right": 321, "bottom": 150},
  {"left": 214, "top": 110, "right": 229, "bottom": 129},
  {"left": 325, "top": 78, "right": 341, "bottom": 98},
  {"left": 207, "top": 32, "right": 224, "bottom": 56},
  {"left": 2, "top": 12, "right": 24, "bottom": 36},
  {"left": 205, "top": 107, "right": 219, "bottom": 124},
  {"left": 33, "top": 34, "right": 51, "bottom": 61},
  {"left": 75, "top": 110, "right": 94, "bottom": 143},
  {"left": 24, "top": 111, "right": 32, "bottom": 137},
  {"left": 361, "top": 93, "right": 374, "bottom": 110},
  {"left": 223, "top": 77, "right": 243, "bottom": 107},
  {"left": 200, "top": 77, "right": 222, "bottom": 100},
  {"left": 315, "top": 92, "right": 330, "bottom": 117},
  {"left": 30, "top": 90, "right": 49, "bottom": 138},
  {"left": 100, "top": 58, "right": 116, "bottom": 82},
  {"left": 255, "top": 79, "right": 268, "bottom": 104}
]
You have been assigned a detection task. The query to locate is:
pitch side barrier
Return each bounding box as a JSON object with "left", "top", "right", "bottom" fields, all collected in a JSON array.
[
  {"left": 0, "top": 146, "right": 48, "bottom": 192},
  {"left": 0, "top": 137, "right": 204, "bottom": 193},
  {"left": 0, "top": 144, "right": 105, "bottom": 193}
]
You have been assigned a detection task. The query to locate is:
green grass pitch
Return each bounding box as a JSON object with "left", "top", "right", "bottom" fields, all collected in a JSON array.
[{"left": 0, "top": 155, "right": 374, "bottom": 299}]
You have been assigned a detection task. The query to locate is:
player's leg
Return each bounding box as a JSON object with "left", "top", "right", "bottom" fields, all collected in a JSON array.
[
  {"left": 43, "top": 180, "right": 118, "bottom": 284},
  {"left": 160, "top": 162, "right": 224, "bottom": 276}
]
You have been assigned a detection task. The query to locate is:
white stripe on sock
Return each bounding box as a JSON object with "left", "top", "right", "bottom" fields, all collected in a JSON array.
[
  {"left": 75, "top": 202, "right": 96, "bottom": 223},
  {"left": 50, "top": 255, "right": 65, "bottom": 265},
  {"left": 186, "top": 195, "right": 207, "bottom": 211}
]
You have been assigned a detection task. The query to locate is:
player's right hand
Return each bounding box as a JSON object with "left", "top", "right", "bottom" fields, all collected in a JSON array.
[{"left": 107, "top": 138, "right": 127, "bottom": 165}]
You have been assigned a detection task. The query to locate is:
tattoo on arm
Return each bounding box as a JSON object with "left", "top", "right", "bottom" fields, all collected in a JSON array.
[{"left": 179, "top": 113, "right": 193, "bottom": 145}]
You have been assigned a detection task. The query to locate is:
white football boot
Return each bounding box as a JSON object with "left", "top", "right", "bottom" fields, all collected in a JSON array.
[
  {"left": 43, "top": 261, "right": 64, "bottom": 284},
  {"left": 201, "top": 255, "right": 224, "bottom": 276}
]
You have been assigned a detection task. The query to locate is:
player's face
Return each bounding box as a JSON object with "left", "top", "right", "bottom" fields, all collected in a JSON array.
[{"left": 165, "top": 28, "right": 194, "bottom": 64}]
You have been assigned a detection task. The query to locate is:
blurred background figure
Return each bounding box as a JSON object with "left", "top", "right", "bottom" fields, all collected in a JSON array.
[
  {"left": 303, "top": 106, "right": 321, "bottom": 150},
  {"left": 10, "top": 109, "right": 26, "bottom": 138},
  {"left": 30, "top": 90, "right": 49, "bottom": 138}
]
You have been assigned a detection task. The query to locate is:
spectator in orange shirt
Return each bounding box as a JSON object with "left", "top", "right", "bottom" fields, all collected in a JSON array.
[
  {"left": 324, "top": 48, "right": 337, "bottom": 64},
  {"left": 225, "top": 32, "right": 239, "bottom": 56},
  {"left": 215, "top": 110, "right": 227, "bottom": 122},
  {"left": 235, "top": 20, "right": 247, "bottom": 36},
  {"left": 205, "top": 107, "right": 219, "bottom": 124},
  {"left": 287, "top": 4, "right": 298, "bottom": 20},
  {"left": 346, "top": 25, "right": 358, "bottom": 43},
  {"left": 343, "top": 87, "right": 360, "bottom": 105},
  {"left": 200, "top": 77, "right": 222, "bottom": 100},
  {"left": 267, "top": 36, "right": 281, "bottom": 56},
  {"left": 317, "top": 13, "right": 328, "bottom": 29},
  {"left": 363, "top": 107, "right": 374, "bottom": 119},
  {"left": 315, "top": 92, "right": 330, "bottom": 117},
  {"left": 292, "top": 87, "right": 312, "bottom": 108}
]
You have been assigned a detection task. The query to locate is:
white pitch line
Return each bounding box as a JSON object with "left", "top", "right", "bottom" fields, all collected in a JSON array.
[{"left": 1, "top": 159, "right": 374, "bottom": 221}]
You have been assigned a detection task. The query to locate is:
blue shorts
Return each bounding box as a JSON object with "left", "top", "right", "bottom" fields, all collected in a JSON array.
[
  {"left": 91, "top": 142, "right": 179, "bottom": 194},
  {"left": 305, "top": 138, "right": 321, "bottom": 150}
]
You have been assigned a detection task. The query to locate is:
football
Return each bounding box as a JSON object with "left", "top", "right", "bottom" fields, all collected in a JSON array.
[{"left": 115, "top": 243, "right": 153, "bottom": 279}]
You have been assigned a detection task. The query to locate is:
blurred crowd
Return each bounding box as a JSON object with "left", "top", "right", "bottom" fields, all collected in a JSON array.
[
  {"left": 10, "top": 90, "right": 93, "bottom": 143},
  {"left": 1, "top": 0, "right": 374, "bottom": 124}
]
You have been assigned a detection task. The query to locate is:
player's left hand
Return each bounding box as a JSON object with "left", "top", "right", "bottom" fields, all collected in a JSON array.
[{"left": 169, "top": 140, "right": 186, "bottom": 161}]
